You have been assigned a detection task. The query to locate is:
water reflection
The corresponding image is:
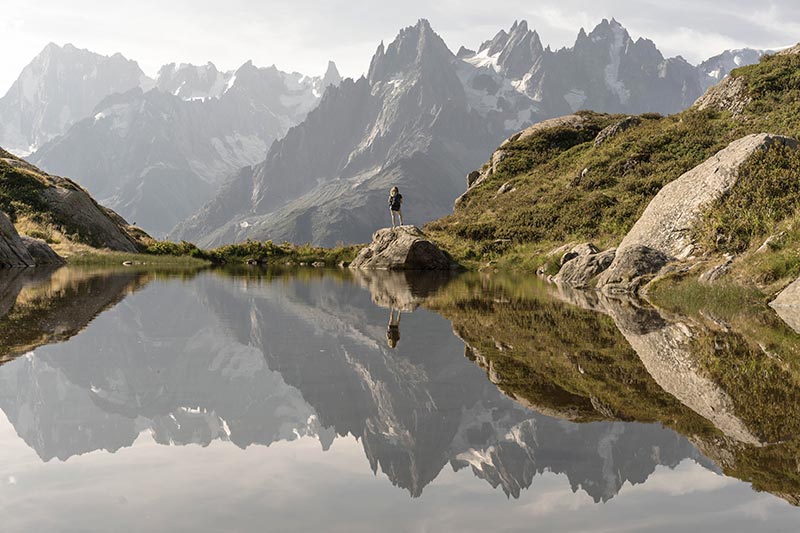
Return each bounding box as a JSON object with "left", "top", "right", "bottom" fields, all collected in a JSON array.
[
  {"left": 428, "top": 274, "right": 800, "bottom": 505},
  {"left": 0, "top": 267, "right": 150, "bottom": 364},
  {"left": 0, "top": 267, "right": 711, "bottom": 505}
]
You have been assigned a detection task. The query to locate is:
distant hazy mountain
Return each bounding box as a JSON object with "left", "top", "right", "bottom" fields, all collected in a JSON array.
[
  {"left": 172, "top": 19, "right": 765, "bottom": 247},
  {"left": 698, "top": 48, "right": 768, "bottom": 89},
  {"left": 171, "top": 19, "right": 543, "bottom": 246},
  {"left": 0, "top": 43, "right": 148, "bottom": 156},
  {"left": 31, "top": 60, "right": 340, "bottom": 236}
]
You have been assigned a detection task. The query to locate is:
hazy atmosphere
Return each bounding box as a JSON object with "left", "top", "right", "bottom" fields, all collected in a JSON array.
[
  {"left": 2, "top": 0, "right": 798, "bottom": 92},
  {"left": 3, "top": 1, "right": 800, "bottom": 531}
]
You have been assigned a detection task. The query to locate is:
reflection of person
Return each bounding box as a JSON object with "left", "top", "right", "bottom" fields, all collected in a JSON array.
[
  {"left": 388, "top": 186, "right": 403, "bottom": 228},
  {"left": 387, "top": 307, "right": 401, "bottom": 349}
]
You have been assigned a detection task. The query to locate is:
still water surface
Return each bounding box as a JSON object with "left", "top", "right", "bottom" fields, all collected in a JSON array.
[{"left": 0, "top": 266, "right": 799, "bottom": 532}]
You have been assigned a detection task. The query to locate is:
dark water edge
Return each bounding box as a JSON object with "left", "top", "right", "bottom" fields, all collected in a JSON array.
[{"left": 0, "top": 265, "right": 799, "bottom": 532}]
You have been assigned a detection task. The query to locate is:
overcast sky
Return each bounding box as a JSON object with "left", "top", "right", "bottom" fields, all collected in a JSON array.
[{"left": 2, "top": 0, "right": 798, "bottom": 94}]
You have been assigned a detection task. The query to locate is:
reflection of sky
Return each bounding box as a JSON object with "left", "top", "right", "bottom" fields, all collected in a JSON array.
[{"left": 0, "top": 416, "right": 796, "bottom": 533}]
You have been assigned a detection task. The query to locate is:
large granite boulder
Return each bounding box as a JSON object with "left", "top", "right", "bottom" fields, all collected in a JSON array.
[
  {"left": 596, "top": 246, "right": 669, "bottom": 295},
  {"left": 552, "top": 243, "right": 615, "bottom": 288},
  {"left": 20, "top": 236, "right": 65, "bottom": 265},
  {"left": 770, "top": 278, "right": 800, "bottom": 333},
  {"left": 0, "top": 211, "right": 64, "bottom": 267},
  {"left": 349, "top": 226, "right": 457, "bottom": 270},
  {"left": 0, "top": 211, "right": 35, "bottom": 267},
  {"left": 0, "top": 150, "right": 144, "bottom": 252},
  {"left": 598, "top": 133, "right": 798, "bottom": 293}
]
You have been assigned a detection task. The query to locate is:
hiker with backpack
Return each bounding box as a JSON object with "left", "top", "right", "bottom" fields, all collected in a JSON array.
[{"left": 388, "top": 186, "right": 403, "bottom": 228}]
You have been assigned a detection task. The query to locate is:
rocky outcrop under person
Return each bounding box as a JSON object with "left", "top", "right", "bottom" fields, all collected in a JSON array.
[
  {"left": 597, "top": 133, "right": 798, "bottom": 293},
  {"left": 770, "top": 278, "right": 800, "bottom": 333},
  {"left": 0, "top": 211, "right": 63, "bottom": 267},
  {"left": 349, "top": 226, "right": 457, "bottom": 270}
]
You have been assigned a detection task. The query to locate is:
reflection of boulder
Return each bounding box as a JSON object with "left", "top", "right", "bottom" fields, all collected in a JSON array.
[
  {"left": 549, "top": 284, "right": 762, "bottom": 445},
  {"left": 350, "top": 226, "right": 456, "bottom": 270},
  {"left": 437, "top": 273, "right": 800, "bottom": 503},
  {"left": 351, "top": 269, "right": 453, "bottom": 311}
]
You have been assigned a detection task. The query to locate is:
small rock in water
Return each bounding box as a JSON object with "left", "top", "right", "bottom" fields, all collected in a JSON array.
[
  {"left": 122, "top": 261, "right": 133, "bottom": 266},
  {"left": 312, "top": 261, "right": 325, "bottom": 268}
]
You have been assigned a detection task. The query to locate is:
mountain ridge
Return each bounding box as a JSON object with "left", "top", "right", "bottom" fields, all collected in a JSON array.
[{"left": 172, "top": 18, "right": 767, "bottom": 247}]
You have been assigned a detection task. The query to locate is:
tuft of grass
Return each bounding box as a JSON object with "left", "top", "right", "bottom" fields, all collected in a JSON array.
[
  {"left": 142, "top": 238, "right": 362, "bottom": 267},
  {"left": 648, "top": 277, "right": 766, "bottom": 320},
  {"left": 693, "top": 144, "right": 800, "bottom": 255},
  {"left": 67, "top": 251, "right": 210, "bottom": 268}
]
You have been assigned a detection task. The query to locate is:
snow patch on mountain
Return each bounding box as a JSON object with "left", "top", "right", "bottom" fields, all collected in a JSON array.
[{"left": 603, "top": 22, "right": 631, "bottom": 105}]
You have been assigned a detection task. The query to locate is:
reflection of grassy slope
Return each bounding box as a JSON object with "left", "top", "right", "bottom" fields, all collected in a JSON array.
[
  {"left": 426, "top": 274, "right": 717, "bottom": 436},
  {"left": 427, "top": 273, "right": 800, "bottom": 503},
  {"left": 647, "top": 278, "right": 800, "bottom": 500},
  {"left": 427, "top": 52, "right": 800, "bottom": 283},
  {"left": 651, "top": 278, "right": 800, "bottom": 443},
  {"left": 0, "top": 267, "right": 195, "bottom": 363}
]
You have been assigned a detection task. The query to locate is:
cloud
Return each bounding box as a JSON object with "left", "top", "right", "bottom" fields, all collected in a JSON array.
[{"left": 2, "top": 1, "right": 799, "bottom": 95}]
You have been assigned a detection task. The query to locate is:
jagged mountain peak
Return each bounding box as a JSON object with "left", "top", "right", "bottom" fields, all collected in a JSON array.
[
  {"left": 322, "top": 60, "right": 342, "bottom": 88},
  {"left": 368, "top": 19, "right": 453, "bottom": 83},
  {"left": 469, "top": 20, "right": 545, "bottom": 78},
  {"left": 0, "top": 43, "right": 148, "bottom": 154},
  {"left": 587, "top": 17, "right": 631, "bottom": 41}
]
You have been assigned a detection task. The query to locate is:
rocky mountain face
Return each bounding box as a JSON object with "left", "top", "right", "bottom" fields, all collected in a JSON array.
[
  {"left": 173, "top": 19, "right": 764, "bottom": 247},
  {"left": 698, "top": 48, "right": 768, "bottom": 90},
  {"left": 0, "top": 43, "right": 148, "bottom": 156},
  {"left": 31, "top": 60, "right": 340, "bottom": 237},
  {"left": 172, "top": 20, "right": 543, "bottom": 247},
  {"left": 465, "top": 18, "right": 701, "bottom": 116}
]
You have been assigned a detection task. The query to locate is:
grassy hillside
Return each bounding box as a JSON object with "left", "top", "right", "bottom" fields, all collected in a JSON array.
[
  {"left": 426, "top": 49, "right": 800, "bottom": 288},
  {"left": 0, "top": 147, "right": 151, "bottom": 254}
]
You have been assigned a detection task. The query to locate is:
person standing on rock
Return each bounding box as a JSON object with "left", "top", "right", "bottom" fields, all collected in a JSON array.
[{"left": 388, "top": 186, "right": 403, "bottom": 228}]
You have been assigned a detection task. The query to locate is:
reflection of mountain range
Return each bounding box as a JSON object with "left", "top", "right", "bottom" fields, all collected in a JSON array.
[{"left": 0, "top": 268, "right": 709, "bottom": 500}]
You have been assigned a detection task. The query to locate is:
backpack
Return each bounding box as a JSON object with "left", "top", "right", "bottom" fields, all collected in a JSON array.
[{"left": 389, "top": 193, "right": 402, "bottom": 209}]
